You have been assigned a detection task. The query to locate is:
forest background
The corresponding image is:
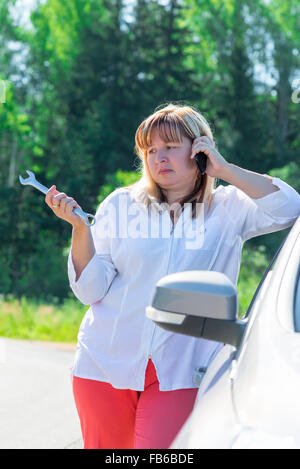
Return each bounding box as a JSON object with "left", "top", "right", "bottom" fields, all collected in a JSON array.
[{"left": 0, "top": 0, "right": 299, "bottom": 342}]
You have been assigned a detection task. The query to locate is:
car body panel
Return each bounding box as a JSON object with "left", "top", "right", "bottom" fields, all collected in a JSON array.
[
  {"left": 172, "top": 216, "right": 300, "bottom": 449},
  {"left": 171, "top": 344, "right": 240, "bottom": 449},
  {"left": 233, "top": 229, "right": 300, "bottom": 442}
]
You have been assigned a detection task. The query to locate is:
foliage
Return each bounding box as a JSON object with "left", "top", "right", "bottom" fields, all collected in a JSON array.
[
  {"left": 237, "top": 244, "right": 270, "bottom": 317},
  {"left": 246, "top": 161, "right": 300, "bottom": 258},
  {"left": 0, "top": 295, "right": 87, "bottom": 342},
  {"left": 0, "top": 0, "right": 299, "bottom": 312},
  {"left": 97, "top": 169, "right": 142, "bottom": 204},
  {"left": 0, "top": 245, "right": 265, "bottom": 341}
]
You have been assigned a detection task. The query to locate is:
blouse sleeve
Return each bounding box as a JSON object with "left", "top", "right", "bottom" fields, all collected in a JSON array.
[
  {"left": 223, "top": 176, "right": 300, "bottom": 243},
  {"left": 67, "top": 191, "right": 119, "bottom": 305}
]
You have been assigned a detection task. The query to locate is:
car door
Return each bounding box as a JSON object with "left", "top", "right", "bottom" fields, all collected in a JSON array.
[
  {"left": 171, "top": 217, "right": 300, "bottom": 449},
  {"left": 231, "top": 217, "right": 300, "bottom": 448}
]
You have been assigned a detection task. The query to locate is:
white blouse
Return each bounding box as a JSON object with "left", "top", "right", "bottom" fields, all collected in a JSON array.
[{"left": 68, "top": 176, "right": 300, "bottom": 391}]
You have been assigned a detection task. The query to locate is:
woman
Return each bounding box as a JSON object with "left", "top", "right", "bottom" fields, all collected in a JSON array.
[{"left": 45, "top": 103, "right": 300, "bottom": 449}]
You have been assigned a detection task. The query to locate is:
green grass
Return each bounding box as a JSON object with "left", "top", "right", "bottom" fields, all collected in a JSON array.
[
  {"left": 0, "top": 296, "right": 88, "bottom": 343},
  {"left": 0, "top": 245, "right": 269, "bottom": 342}
]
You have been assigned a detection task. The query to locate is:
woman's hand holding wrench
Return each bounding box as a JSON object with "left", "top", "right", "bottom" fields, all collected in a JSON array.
[
  {"left": 45, "top": 185, "right": 88, "bottom": 228},
  {"left": 19, "top": 170, "right": 96, "bottom": 227}
]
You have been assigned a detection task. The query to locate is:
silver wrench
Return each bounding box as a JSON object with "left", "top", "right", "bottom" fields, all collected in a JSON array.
[{"left": 19, "top": 170, "right": 96, "bottom": 226}]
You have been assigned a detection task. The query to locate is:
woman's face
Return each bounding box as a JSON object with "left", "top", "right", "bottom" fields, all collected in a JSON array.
[{"left": 146, "top": 127, "right": 197, "bottom": 197}]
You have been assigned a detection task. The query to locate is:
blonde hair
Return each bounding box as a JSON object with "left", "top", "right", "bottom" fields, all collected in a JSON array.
[{"left": 126, "top": 102, "right": 217, "bottom": 218}]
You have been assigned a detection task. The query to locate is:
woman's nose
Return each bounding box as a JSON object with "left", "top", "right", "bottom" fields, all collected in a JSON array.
[{"left": 156, "top": 150, "right": 168, "bottom": 162}]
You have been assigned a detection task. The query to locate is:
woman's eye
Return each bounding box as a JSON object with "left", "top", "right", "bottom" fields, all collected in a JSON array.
[{"left": 149, "top": 146, "right": 176, "bottom": 153}]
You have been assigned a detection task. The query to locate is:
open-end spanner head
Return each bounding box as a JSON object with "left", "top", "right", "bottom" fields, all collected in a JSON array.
[
  {"left": 19, "top": 170, "right": 37, "bottom": 185},
  {"left": 19, "top": 170, "right": 49, "bottom": 194},
  {"left": 19, "top": 169, "right": 96, "bottom": 225}
]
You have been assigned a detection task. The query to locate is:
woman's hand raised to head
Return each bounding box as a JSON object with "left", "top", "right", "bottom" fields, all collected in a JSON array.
[
  {"left": 45, "top": 185, "right": 86, "bottom": 228},
  {"left": 190, "top": 136, "right": 230, "bottom": 179}
]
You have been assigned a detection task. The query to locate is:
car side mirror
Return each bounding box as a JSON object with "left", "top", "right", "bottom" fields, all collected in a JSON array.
[{"left": 146, "top": 271, "right": 247, "bottom": 348}]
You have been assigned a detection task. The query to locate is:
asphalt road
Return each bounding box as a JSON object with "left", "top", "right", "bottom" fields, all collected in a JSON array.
[{"left": 0, "top": 337, "right": 83, "bottom": 449}]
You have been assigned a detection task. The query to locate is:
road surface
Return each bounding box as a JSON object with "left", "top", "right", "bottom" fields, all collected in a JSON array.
[{"left": 0, "top": 337, "right": 83, "bottom": 449}]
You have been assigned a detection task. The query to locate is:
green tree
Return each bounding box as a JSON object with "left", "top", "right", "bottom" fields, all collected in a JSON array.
[{"left": 1, "top": 0, "right": 299, "bottom": 302}]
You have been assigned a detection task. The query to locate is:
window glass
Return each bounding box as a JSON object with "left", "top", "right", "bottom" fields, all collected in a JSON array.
[
  {"left": 243, "top": 234, "right": 288, "bottom": 320},
  {"left": 293, "top": 266, "right": 300, "bottom": 332}
]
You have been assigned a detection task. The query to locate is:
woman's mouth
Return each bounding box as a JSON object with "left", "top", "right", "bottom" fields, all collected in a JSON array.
[{"left": 158, "top": 169, "right": 173, "bottom": 174}]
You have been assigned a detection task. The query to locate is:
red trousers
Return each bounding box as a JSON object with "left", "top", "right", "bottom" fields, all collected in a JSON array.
[{"left": 72, "top": 358, "right": 198, "bottom": 449}]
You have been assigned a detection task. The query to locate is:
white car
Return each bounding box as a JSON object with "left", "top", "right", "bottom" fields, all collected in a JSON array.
[{"left": 146, "top": 215, "right": 300, "bottom": 449}]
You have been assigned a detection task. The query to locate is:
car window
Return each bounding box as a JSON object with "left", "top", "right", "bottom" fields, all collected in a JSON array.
[
  {"left": 243, "top": 233, "right": 289, "bottom": 320},
  {"left": 293, "top": 264, "right": 300, "bottom": 332},
  {"left": 235, "top": 233, "right": 291, "bottom": 359}
]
